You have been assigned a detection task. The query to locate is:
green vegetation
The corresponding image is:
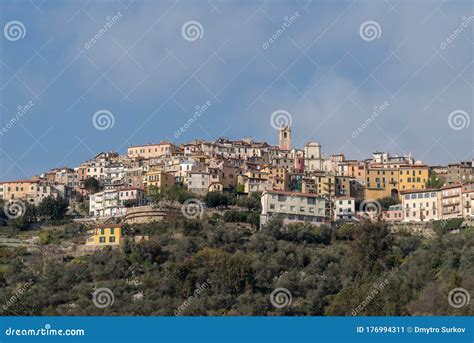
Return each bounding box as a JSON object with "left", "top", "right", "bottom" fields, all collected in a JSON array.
[
  {"left": 376, "top": 197, "right": 399, "bottom": 210},
  {"left": 84, "top": 177, "right": 101, "bottom": 194},
  {"left": 0, "top": 216, "right": 471, "bottom": 316},
  {"left": 426, "top": 173, "right": 445, "bottom": 189}
]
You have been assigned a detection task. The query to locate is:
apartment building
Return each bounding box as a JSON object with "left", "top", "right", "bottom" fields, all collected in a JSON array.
[
  {"left": 127, "top": 142, "right": 179, "bottom": 159},
  {"left": 119, "top": 188, "right": 146, "bottom": 207},
  {"left": 187, "top": 171, "right": 211, "bottom": 196},
  {"left": 401, "top": 189, "right": 440, "bottom": 222},
  {"left": 333, "top": 196, "right": 355, "bottom": 221},
  {"left": 439, "top": 184, "right": 462, "bottom": 219},
  {"left": 260, "top": 190, "right": 327, "bottom": 228},
  {"left": 461, "top": 183, "right": 473, "bottom": 218},
  {"left": 0, "top": 180, "right": 62, "bottom": 206},
  {"left": 263, "top": 165, "right": 290, "bottom": 191},
  {"left": 447, "top": 161, "right": 473, "bottom": 185},
  {"left": 89, "top": 189, "right": 125, "bottom": 218},
  {"left": 145, "top": 169, "right": 174, "bottom": 194},
  {"left": 381, "top": 204, "right": 403, "bottom": 223}
]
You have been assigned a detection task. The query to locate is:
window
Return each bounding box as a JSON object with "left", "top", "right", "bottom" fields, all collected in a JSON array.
[
  {"left": 101, "top": 228, "right": 105, "bottom": 235},
  {"left": 270, "top": 204, "right": 275, "bottom": 210},
  {"left": 99, "top": 237, "right": 106, "bottom": 243},
  {"left": 109, "top": 236, "right": 115, "bottom": 243},
  {"left": 110, "top": 228, "right": 114, "bottom": 235}
]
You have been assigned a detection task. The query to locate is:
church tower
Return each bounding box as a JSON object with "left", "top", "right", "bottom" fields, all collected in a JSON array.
[{"left": 279, "top": 125, "right": 291, "bottom": 150}]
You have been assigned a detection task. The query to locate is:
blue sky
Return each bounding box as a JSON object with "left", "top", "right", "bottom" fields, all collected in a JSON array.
[{"left": 0, "top": 0, "right": 472, "bottom": 181}]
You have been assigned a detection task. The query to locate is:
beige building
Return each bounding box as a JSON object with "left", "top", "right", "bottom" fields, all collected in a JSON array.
[
  {"left": 440, "top": 184, "right": 462, "bottom": 219},
  {"left": 127, "top": 142, "right": 179, "bottom": 159},
  {"left": 1, "top": 180, "right": 61, "bottom": 206},
  {"left": 401, "top": 189, "right": 440, "bottom": 222},
  {"left": 187, "top": 171, "right": 211, "bottom": 196},
  {"left": 260, "top": 190, "right": 327, "bottom": 228},
  {"left": 461, "top": 183, "right": 473, "bottom": 218},
  {"left": 145, "top": 169, "right": 174, "bottom": 194}
]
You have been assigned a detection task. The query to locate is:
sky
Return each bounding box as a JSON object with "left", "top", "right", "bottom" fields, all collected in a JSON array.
[{"left": 0, "top": 0, "right": 472, "bottom": 181}]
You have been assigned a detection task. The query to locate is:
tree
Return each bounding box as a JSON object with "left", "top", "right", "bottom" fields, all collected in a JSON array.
[
  {"left": 8, "top": 202, "right": 37, "bottom": 230},
  {"left": 237, "top": 192, "right": 262, "bottom": 212},
  {"left": 426, "top": 173, "right": 445, "bottom": 189},
  {"left": 204, "top": 192, "right": 231, "bottom": 208},
  {"left": 84, "top": 177, "right": 101, "bottom": 194},
  {"left": 37, "top": 196, "right": 69, "bottom": 220},
  {"left": 377, "top": 196, "right": 399, "bottom": 210},
  {"left": 123, "top": 199, "right": 138, "bottom": 208}
]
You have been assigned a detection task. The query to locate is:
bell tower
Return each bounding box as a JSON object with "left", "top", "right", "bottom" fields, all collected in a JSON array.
[{"left": 279, "top": 125, "right": 291, "bottom": 150}]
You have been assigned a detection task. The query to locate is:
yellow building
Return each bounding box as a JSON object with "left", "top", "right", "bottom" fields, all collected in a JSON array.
[
  {"left": 145, "top": 169, "right": 174, "bottom": 194},
  {"left": 86, "top": 225, "right": 122, "bottom": 246},
  {"left": 262, "top": 165, "right": 289, "bottom": 191},
  {"left": 398, "top": 165, "right": 429, "bottom": 192},
  {"left": 365, "top": 164, "right": 429, "bottom": 200}
]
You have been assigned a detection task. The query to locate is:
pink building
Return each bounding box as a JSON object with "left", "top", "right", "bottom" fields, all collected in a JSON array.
[
  {"left": 381, "top": 205, "right": 403, "bottom": 222},
  {"left": 119, "top": 188, "right": 146, "bottom": 207}
]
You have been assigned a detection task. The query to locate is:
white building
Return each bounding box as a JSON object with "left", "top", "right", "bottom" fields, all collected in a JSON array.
[
  {"left": 89, "top": 189, "right": 126, "bottom": 218},
  {"left": 187, "top": 171, "right": 210, "bottom": 196},
  {"left": 333, "top": 196, "right": 355, "bottom": 221},
  {"left": 119, "top": 188, "right": 146, "bottom": 207},
  {"left": 402, "top": 189, "right": 440, "bottom": 222},
  {"left": 260, "top": 190, "right": 327, "bottom": 228}
]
